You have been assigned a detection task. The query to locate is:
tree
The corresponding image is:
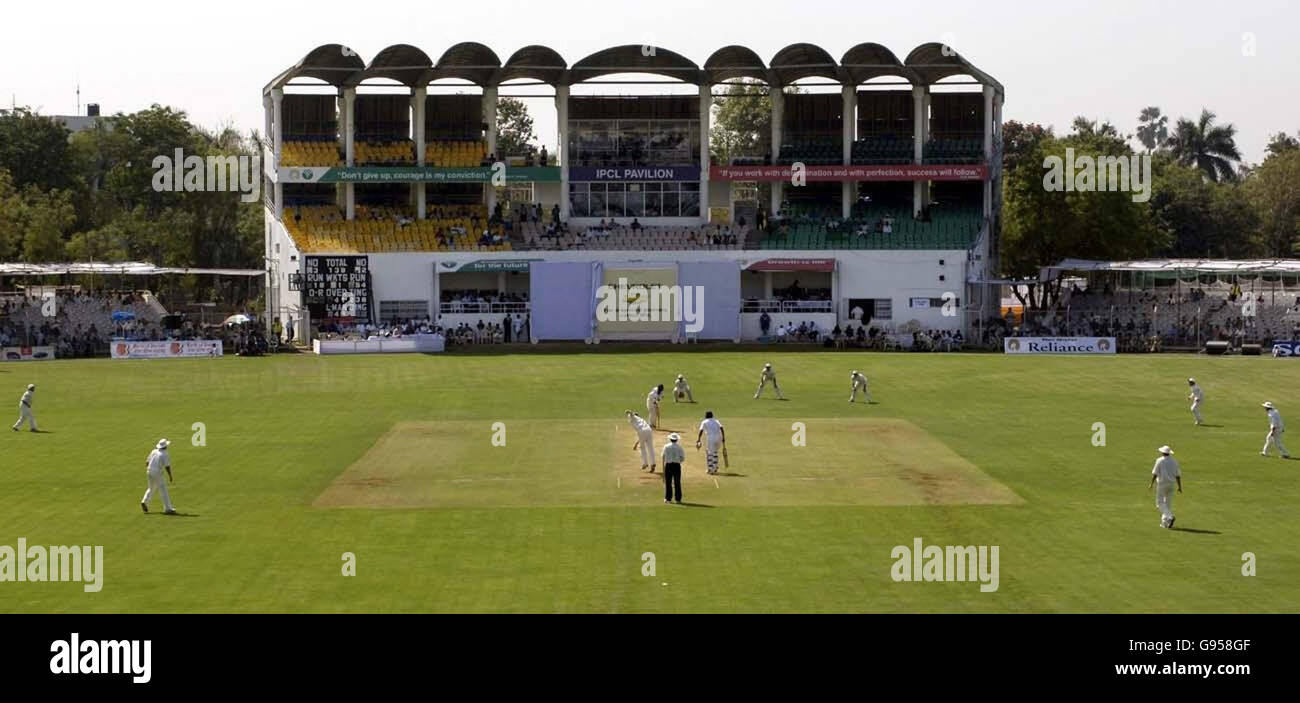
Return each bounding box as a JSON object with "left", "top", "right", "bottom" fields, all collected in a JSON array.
[
  {"left": 710, "top": 80, "right": 771, "bottom": 166},
  {"left": 1000, "top": 121, "right": 1054, "bottom": 176},
  {"left": 1265, "top": 131, "right": 1300, "bottom": 159},
  {"left": 1149, "top": 156, "right": 1258, "bottom": 258},
  {"left": 495, "top": 97, "right": 537, "bottom": 159},
  {"left": 1070, "top": 116, "right": 1123, "bottom": 140},
  {"left": 1135, "top": 107, "right": 1169, "bottom": 153},
  {"left": 1000, "top": 129, "right": 1165, "bottom": 308},
  {"left": 1244, "top": 148, "right": 1300, "bottom": 256},
  {"left": 0, "top": 108, "right": 79, "bottom": 191},
  {"left": 1167, "top": 109, "right": 1241, "bottom": 183}
]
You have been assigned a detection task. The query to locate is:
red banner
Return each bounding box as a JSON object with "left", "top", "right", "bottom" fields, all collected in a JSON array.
[
  {"left": 746, "top": 259, "right": 837, "bottom": 272},
  {"left": 710, "top": 164, "right": 988, "bottom": 182}
]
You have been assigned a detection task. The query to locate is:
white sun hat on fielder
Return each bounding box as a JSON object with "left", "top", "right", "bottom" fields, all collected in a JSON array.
[
  {"left": 1158, "top": 445, "right": 1174, "bottom": 455},
  {"left": 668, "top": 433, "right": 681, "bottom": 442},
  {"left": 1263, "top": 402, "right": 1277, "bottom": 410},
  {"left": 156, "top": 438, "right": 170, "bottom": 449}
]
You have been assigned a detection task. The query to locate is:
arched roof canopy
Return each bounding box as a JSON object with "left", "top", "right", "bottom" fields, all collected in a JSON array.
[
  {"left": 360, "top": 44, "right": 434, "bottom": 87},
  {"left": 770, "top": 43, "right": 842, "bottom": 86},
  {"left": 499, "top": 45, "right": 567, "bottom": 86},
  {"left": 431, "top": 42, "right": 502, "bottom": 86},
  {"left": 264, "top": 44, "right": 366, "bottom": 94},
  {"left": 704, "top": 45, "right": 769, "bottom": 85},
  {"left": 905, "top": 43, "right": 1003, "bottom": 95},
  {"left": 568, "top": 45, "right": 702, "bottom": 85},
  {"left": 840, "top": 43, "right": 917, "bottom": 86}
]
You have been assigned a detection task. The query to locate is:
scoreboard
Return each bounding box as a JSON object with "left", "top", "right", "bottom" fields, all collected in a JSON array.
[{"left": 303, "top": 256, "right": 372, "bottom": 321}]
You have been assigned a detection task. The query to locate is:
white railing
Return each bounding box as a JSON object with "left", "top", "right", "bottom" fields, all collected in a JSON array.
[
  {"left": 742, "top": 299, "right": 834, "bottom": 314},
  {"left": 439, "top": 302, "right": 530, "bottom": 315}
]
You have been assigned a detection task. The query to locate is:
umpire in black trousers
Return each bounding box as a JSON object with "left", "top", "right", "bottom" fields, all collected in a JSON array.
[{"left": 661, "top": 433, "right": 686, "bottom": 504}]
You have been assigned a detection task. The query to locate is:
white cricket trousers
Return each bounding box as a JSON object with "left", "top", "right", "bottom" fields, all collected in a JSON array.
[
  {"left": 851, "top": 382, "right": 870, "bottom": 403},
  {"left": 755, "top": 379, "right": 783, "bottom": 399},
  {"left": 1190, "top": 400, "right": 1203, "bottom": 424},
  {"left": 1155, "top": 480, "right": 1176, "bottom": 523},
  {"left": 142, "top": 470, "right": 174, "bottom": 512},
  {"left": 637, "top": 429, "right": 656, "bottom": 467},
  {"left": 647, "top": 400, "right": 660, "bottom": 427},
  {"left": 1263, "top": 430, "right": 1290, "bottom": 457},
  {"left": 13, "top": 404, "right": 35, "bottom": 431}
]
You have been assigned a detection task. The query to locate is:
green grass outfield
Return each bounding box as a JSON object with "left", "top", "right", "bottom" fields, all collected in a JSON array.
[{"left": 2, "top": 348, "right": 1297, "bottom": 613}]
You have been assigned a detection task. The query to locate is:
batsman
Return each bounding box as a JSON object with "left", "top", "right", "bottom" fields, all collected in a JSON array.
[{"left": 696, "top": 411, "right": 727, "bottom": 476}]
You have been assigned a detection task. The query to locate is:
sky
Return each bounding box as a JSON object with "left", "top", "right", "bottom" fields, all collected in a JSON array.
[{"left": 3, "top": 0, "right": 1297, "bottom": 163}]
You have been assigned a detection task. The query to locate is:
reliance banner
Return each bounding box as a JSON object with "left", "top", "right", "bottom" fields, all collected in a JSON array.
[
  {"left": 1004, "top": 337, "right": 1117, "bottom": 355},
  {"left": 112, "top": 340, "right": 223, "bottom": 359}
]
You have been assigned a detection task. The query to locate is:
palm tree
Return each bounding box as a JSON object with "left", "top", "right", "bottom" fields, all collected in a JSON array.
[
  {"left": 1135, "top": 107, "right": 1168, "bottom": 153},
  {"left": 1167, "top": 109, "right": 1241, "bottom": 182}
]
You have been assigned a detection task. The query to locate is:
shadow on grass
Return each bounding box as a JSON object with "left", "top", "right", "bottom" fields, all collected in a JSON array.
[
  {"left": 677, "top": 502, "right": 714, "bottom": 509},
  {"left": 1171, "top": 527, "right": 1221, "bottom": 535},
  {"left": 715, "top": 473, "right": 747, "bottom": 478},
  {"left": 149, "top": 512, "right": 201, "bottom": 518}
]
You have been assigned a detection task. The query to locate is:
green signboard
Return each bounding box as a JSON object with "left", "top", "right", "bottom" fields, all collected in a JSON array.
[{"left": 279, "top": 166, "right": 560, "bottom": 184}]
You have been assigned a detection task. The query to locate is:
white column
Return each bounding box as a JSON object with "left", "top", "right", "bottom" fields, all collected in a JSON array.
[
  {"left": 271, "top": 88, "right": 284, "bottom": 164},
  {"left": 483, "top": 86, "right": 499, "bottom": 215},
  {"left": 841, "top": 84, "right": 856, "bottom": 220},
  {"left": 983, "top": 85, "right": 996, "bottom": 217},
  {"left": 413, "top": 87, "right": 427, "bottom": 165},
  {"left": 912, "top": 85, "right": 928, "bottom": 217},
  {"left": 342, "top": 87, "right": 356, "bottom": 220},
  {"left": 274, "top": 182, "right": 283, "bottom": 219},
  {"left": 413, "top": 86, "right": 427, "bottom": 219},
  {"left": 699, "top": 82, "right": 711, "bottom": 224},
  {"left": 556, "top": 85, "right": 570, "bottom": 220},
  {"left": 483, "top": 86, "right": 499, "bottom": 159},
  {"left": 770, "top": 88, "right": 784, "bottom": 216},
  {"left": 342, "top": 88, "right": 356, "bottom": 166},
  {"left": 764, "top": 271, "right": 774, "bottom": 299},
  {"left": 263, "top": 94, "right": 273, "bottom": 149}
]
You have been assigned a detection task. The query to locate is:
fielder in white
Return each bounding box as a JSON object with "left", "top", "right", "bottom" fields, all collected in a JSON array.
[
  {"left": 696, "top": 411, "right": 726, "bottom": 476},
  {"left": 1147, "top": 445, "right": 1183, "bottom": 529},
  {"left": 626, "top": 410, "right": 657, "bottom": 473},
  {"left": 646, "top": 384, "right": 664, "bottom": 428},
  {"left": 12, "top": 384, "right": 36, "bottom": 432},
  {"left": 754, "top": 363, "right": 785, "bottom": 400},
  {"left": 850, "top": 371, "right": 871, "bottom": 404},
  {"left": 1261, "top": 402, "right": 1291, "bottom": 458},
  {"left": 141, "top": 438, "right": 178, "bottom": 515},
  {"left": 1187, "top": 378, "right": 1204, "bottom": 425},
  {"left": 673, "top": 375, "right": 695, "bottom": 403}
]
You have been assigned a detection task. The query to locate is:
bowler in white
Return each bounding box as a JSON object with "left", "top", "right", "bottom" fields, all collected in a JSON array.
[
  {"left": 141, "top": 438, "right": 178, "bottom": 515},
  {"left": 626, "top": 410, "right": 657, "bottom": 473},
  {"left": 1147, "top": 445, "right": 1183, "bottom": 529}
]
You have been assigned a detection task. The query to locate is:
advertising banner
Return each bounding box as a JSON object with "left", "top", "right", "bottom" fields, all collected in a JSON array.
[
  {"left": 710, "top": 164, "right": 988, "bottom": 182},
  {"left": 278, "top": 166, "right": 560, "bottom": 184},
  {"left": 1270, "top": 341, "right": 1300, "bottom": 357},
  {"left": 1004, "top": 337, "right": 1117, "bottom": 355},
  {"left": 111, "top": 340, "right": 223, "bottom": 359},
  {"left": 1, "top": 346, "right": 56, "bottom": 362}
]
